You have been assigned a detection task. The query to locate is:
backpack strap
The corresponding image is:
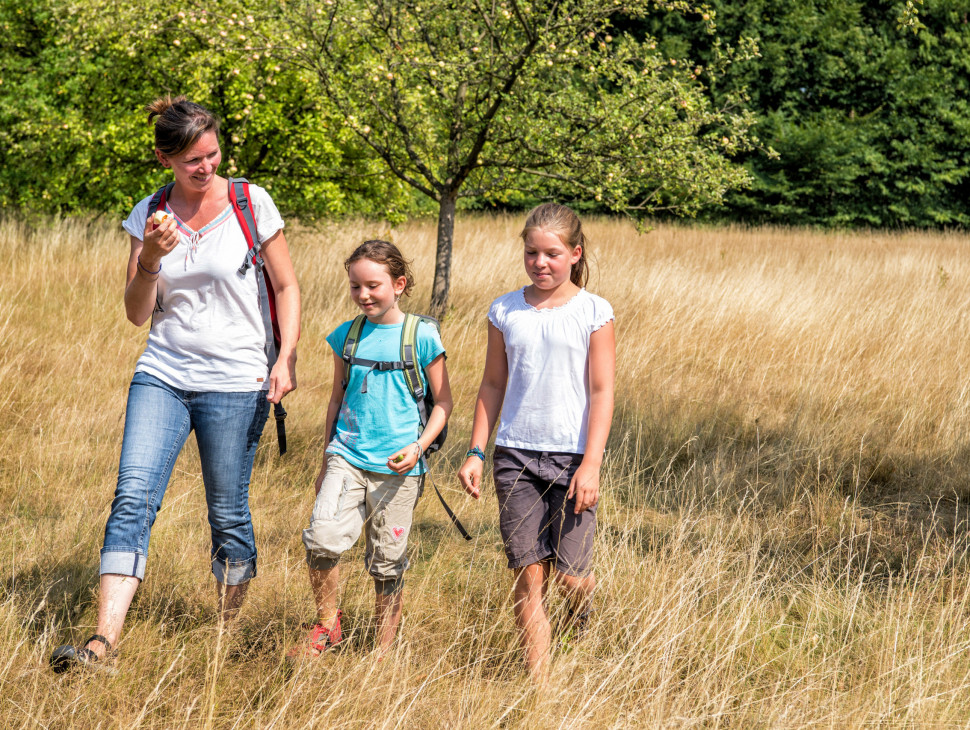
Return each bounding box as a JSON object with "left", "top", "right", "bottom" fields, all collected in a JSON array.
[
  {"left": 340, "top": 314, "right": 369, "bottom": 390},
  {"left": 147, "top": 182, "right": 175, "bottom": 220},
  {"left": 330, "top": 314, "right": 368, "bottom": 442},
  {"left": 342, "top": 315, "right": 410, "bottom": 394},
  {"left": 145, "top": 183, "right": 175, "bottom": 317},
  {"left": 228, "top": 177, "right": 287, "bottom": 455},
  {"left": 399, "top": 316, "right": 469, "bottom": 539},
  {"left": 401, "top": 313, "right": 432, "bottom": 429},
  {"left": 230, "top": 177, "right": 275, "bottom": 367},
  {"left": 400, "top": 314, "right": 424, "bottom": 399}
]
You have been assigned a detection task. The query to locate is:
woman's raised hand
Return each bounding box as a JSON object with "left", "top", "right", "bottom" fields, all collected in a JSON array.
[{"left": 140, "top": 213, "right": 179, "bottom": 266}]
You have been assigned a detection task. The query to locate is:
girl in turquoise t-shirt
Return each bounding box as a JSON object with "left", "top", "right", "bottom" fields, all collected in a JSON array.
[{"left": 289, "top": 240, "right": 452, "bottom": 660}]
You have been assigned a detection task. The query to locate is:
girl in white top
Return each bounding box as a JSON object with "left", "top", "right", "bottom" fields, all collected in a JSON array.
[{"left": 458, "top": 203, "right": 615, "bottom": 681}]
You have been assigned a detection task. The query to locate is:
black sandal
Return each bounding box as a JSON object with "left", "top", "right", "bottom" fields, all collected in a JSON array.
[{"left": 50, "top": 634, "right": 112, "bottom": 673}]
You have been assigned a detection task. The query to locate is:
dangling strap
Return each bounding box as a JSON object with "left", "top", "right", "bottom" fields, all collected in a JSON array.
[
  {"left": 274, "top": 402, "right": 287, "bottom": 455},
  {"left": 427, "top": 471, "right": 472, "bottom": 541}
]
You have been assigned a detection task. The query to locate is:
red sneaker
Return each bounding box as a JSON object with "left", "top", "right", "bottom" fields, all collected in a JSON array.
[{"left": 287, "top": 611, "right": 342, "bottom": 661}]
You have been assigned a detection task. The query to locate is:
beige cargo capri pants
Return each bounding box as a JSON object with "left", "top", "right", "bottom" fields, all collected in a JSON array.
[{"left": 303, "top": 453, "right": 424, "bottom": 594}]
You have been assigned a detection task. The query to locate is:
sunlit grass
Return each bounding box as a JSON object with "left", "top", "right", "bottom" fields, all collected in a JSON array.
[{"left": 2, "top": 214, "right": 970, "bottom": 727}]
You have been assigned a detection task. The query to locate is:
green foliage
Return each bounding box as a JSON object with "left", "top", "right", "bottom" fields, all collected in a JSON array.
[
  {"left": 0, "top": 0, "right": 411, "bottom": 219},
  {"left": 0, "top": 0, "right": 756, "bottom": 241},
  {"left": 266, "top": 0, "right": 755, "bottom": 216},
  {"left": 244, "top": 0, "right": 757, "bottom": 310},
  {"left": 898, "top": 0, "right": 925, "bottom": 32},
  {"left": 645, "top": 0, "right": 970, "bottom": 228},
  {"left": 1, "top": 0, "right": 964, "bottom": 233}
]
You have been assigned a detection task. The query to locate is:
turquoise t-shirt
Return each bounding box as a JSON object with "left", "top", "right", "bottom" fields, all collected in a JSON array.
[{"left": 326, "top": 317, "right": 445, "bottom": 475}]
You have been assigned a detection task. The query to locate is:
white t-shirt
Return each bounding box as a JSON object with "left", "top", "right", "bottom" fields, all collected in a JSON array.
[
  {"left": 488, "top": 287, "right": 614, "bottom": 453},
  {"left": 122, "top": 183, "right": 285, "bottom": 392}
]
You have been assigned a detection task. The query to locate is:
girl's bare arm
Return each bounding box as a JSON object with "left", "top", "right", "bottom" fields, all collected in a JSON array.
[
  {"left": 568, "top": 320, "right": 616, "bottom": 513},
  {"left": 458, "top": 322, "right": 509, "bottom": 498}
]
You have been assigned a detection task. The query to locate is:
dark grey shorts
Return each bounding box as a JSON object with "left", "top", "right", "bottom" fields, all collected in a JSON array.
[{"left": 492, "top": 446, "right": 597, "bottom": 576}]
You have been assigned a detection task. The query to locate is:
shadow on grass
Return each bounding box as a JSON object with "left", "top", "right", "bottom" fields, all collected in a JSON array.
[
  {"left": 606, "top": 398, "right": 970, "bottom": 586},
  {"left": 612, "top": 395, "right": 970, "bottom": 511},
  {"left": 2, "top": 556, "right": 99, "bottom": 638}
]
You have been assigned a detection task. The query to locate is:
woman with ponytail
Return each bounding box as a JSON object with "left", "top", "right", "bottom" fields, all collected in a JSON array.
[
  {"left": 457, "top": 203, "right": 615, "bottom": 681},
  {"left": 50, "top": 96, "right": 301, "bottom": 671}
]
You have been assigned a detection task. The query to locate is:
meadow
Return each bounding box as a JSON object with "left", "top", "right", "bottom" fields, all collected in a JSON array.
[{"left": 2, "top": 214, "right": 970, "bottom": 728}]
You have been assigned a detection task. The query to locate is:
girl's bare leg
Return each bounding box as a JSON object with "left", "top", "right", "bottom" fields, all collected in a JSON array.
[
  {"left": 310, "top": 566, "right": 340, "bottom": 629},
  {"left": 286, "top": 566, "right": 341, "bottom": 660},
  {"left": 554, "top": 570, "right": 596, "bottom": 613},
  {"left": 374, "top": 588, "right": 403, "bottom": 654},
  {"left": 513, "top": 562, "right": 551, "bottom": 682}
]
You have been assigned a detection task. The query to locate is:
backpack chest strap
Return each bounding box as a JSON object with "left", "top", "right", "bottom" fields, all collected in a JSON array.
[
  {"left": 342, "top": 354, "right": 412, "bottom": 394},
  {"left": 339, "top": 314, "right": 425, "bottom": 402},
  {"left": 342, "top": 355, "right": 410, "bottom": 372}
]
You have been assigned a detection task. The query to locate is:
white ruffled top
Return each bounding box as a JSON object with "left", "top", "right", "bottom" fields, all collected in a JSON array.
[{"left": 487, "top": 287, "right": 614, "bottom": 453}]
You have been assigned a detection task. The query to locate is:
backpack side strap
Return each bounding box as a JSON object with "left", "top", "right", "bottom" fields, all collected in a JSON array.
[{"left": 227, "top": 177, "right": 287, "bottom": 456}]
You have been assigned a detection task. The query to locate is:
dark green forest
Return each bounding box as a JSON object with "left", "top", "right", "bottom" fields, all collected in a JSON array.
[
  {"left": 646, "top": 0, "right": 970, "bottom": 227},
  {"left": 1, "top": 0, "right": 966, "bottom": 229}
]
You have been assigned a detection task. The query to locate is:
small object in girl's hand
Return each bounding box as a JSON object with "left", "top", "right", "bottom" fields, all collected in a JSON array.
[
  {"left": 152, "top": 210, "right": 171, "bottom": 226},
  {"left": 392, "top": 453, "right": 405, "bottom": 463}
]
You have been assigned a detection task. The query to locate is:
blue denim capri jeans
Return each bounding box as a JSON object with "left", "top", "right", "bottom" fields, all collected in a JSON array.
[{"left": 100, "top": 371, "right": 270, "bottom": 585}]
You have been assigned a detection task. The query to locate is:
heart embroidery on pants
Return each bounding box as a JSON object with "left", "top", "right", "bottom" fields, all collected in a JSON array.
[{"left": 392, "top": 527, "right": 406, "bottom": 540}]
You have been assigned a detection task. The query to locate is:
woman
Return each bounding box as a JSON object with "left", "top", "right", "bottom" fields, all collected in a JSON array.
[{"left": 50, "top": 96, "right": 300, "bottom": 671}]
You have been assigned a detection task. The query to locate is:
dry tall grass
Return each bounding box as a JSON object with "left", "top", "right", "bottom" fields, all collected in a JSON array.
[{"left": 2, "top": 214, "right": 970, "bottom": 727}]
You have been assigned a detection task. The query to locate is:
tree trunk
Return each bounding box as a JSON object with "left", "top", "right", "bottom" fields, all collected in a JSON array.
[{"left": 429, "top": 190, "right": 458, "bottom": 319}]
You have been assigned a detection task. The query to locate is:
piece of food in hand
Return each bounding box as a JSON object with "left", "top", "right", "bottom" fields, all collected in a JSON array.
[
  {"left": 152, "top": 210, "right": 171, "bottom": 226},
  {"left": 392, "top": 454, "right": 405, "bottom": 463}
]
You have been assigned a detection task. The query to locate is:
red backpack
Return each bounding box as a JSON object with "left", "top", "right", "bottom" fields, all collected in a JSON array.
[{"left": 147, "top": 178, "right": 288, "bottom": 455}]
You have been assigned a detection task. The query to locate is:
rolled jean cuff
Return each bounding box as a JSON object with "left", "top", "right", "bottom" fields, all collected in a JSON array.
[
  {"left": 211, "top": 557, "right": 256, "bottom": 586},
  {"left": 100, "top": 548, "right": 147, "bottom": 581}
]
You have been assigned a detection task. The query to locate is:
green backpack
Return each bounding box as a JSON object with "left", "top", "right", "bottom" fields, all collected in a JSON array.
[
  {"left": 338, "top": 312, "right": 447, "bottom": 455},
  {"left": 337, "top": 313, "right": 470, "bottom": 540}
]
